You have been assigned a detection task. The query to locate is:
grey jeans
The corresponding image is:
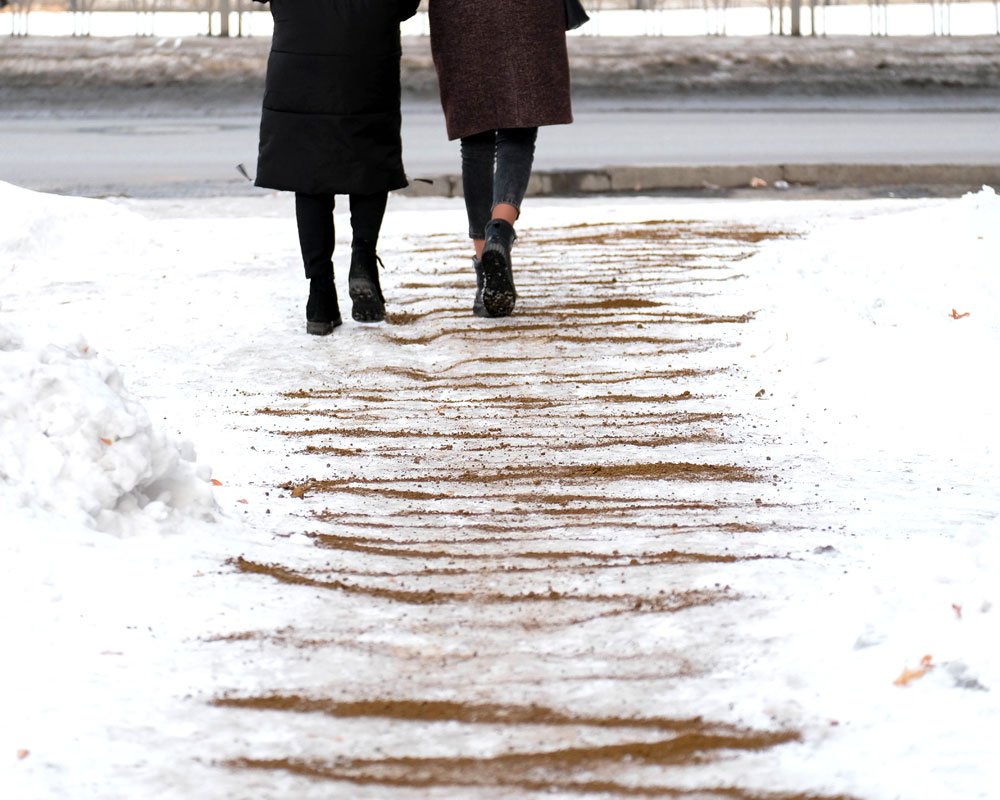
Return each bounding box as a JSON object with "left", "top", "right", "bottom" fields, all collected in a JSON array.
[{"left": 460, "top": 127, "right": 539, "bottom": 240}]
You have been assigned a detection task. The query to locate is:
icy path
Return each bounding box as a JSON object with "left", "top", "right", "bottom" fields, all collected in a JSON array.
[
  {"left": 212, "top": 215, "right": 830, "bottom": 799},
  {"left": 3, "top": 190, "right": 998, "bottom": 799}
]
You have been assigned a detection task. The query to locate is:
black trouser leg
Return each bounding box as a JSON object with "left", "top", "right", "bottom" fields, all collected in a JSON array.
[
  {"left": 349, "top": 191, "right": 388, "bottom": 248},
  {"left": 475, "top": 128, "right": 535, "bottom": 319},
  {"left": 347, "top": 191, "right": 389, "bottom": 323},
  {"left": 295, "top": 192, "right": 341, "bottom": 333},
  {"left": 460, "top": 128, "right": 538, "bottom": 241},
  {"left": 295, "top": 192, "right": 336, "bottom": 281},
  {"left": 493, "top": 127, "right": 538, "bottom": 212},
  {"left": 460, "top": 130, "right": 497, "bottom": 241}
]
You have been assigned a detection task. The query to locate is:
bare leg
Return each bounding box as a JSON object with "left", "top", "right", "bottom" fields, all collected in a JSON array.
[{"left": 492, "top": 203, "right": 518, "bottom": 225}]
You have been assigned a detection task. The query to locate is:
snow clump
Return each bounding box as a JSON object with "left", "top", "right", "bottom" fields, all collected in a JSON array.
[{"left": 0, "top": 321, "right": 217, "bottom": 536}]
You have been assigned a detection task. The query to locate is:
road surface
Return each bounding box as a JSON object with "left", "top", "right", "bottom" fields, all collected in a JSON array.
[{"left": 2, "top": 100, "right": 998, "bottom": 196}]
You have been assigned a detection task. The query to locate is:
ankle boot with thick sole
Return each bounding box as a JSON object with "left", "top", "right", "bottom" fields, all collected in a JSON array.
[
  {"left": 472, "top": 257, "right": 488, "bottom": 318},
  {"left": 305, "top": 275, "right": 342, "bottom": 336},
  {"left": 348, "top": 243, "right": 386, "bottom": 323},
  {"left": 480, "top": 219, "right": 517, "bottom": 317}
]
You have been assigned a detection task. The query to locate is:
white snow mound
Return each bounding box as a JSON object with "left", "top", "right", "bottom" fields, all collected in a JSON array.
[
  {"left": 959, "top": 184, "right": 1000, "bottom": 243},
  {"left": 0, "top": 179, "right": 153, "bottom": 273},
  {"left": 0, "top": 322, "right": 217, "bottom": 536}
]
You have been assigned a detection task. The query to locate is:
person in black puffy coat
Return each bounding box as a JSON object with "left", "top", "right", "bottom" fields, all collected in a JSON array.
[{"left": 252, "top": 0, "right": 421, "bottom": 334}]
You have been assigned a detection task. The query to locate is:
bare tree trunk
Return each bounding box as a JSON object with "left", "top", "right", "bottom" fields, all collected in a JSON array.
[
  {"left": 12, "top": 0, "right": 35, "bottom": 37},
  {"left": 219, "top": 0, "right": 230, "bottom": 37}
]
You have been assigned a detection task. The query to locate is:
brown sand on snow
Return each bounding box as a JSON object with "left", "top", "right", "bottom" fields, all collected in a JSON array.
[
  {"left": 232, "top": 555, "right": 729, "bottom": 612},
  {"left": 305, "top": 531, "right": 761, "bottom": 562},
  {"left": 206, "top": 220, "right": 854, "bottom": 797},
  {"left": 231, "top": 761, "right": 854, "bottom": 800}
]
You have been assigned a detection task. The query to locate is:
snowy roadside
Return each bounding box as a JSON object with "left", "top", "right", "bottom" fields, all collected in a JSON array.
[
  {"left": 2, "top": 34, "right": 1000, "bottom": 114},
  {"left": 0, "top": 186, "right": 273, "bottom": 799},
  {"left": 1, "top": 181, "right": 998, "bottom": 798},
  {"left": 732, "top": 187, "right": 1000, "bottom": 799}
]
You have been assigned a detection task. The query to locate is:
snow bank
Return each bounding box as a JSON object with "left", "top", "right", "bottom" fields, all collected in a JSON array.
[
  {"left": 0, "top": 321, "right": 217, "bottom": 535},
  {"left": 745, "top": 185, "right": 1000, "bottom": 458},
  {"left": 0, "top": 182, "right": 216, "bottom": 536},
  {"left": 738, "top": 187, "right": 1000, "bottom": 797},
  {"left": 0, "top": 179, "right": 152, "bottom": 270},
  {"left": 5, "top": 4, "right": 1000, "bottom": 37}
]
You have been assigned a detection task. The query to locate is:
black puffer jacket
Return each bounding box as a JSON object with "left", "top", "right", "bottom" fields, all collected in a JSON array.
[{"left": 252, "top": 0, "right": 421, "bottom": 194}]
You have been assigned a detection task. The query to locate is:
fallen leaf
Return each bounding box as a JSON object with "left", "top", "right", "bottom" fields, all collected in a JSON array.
[
  {"left": 950, "top": 309, "right": 970, "bottom": 320},
  {"left": 17, "top": 749, "right": 29, "bottom": 760},
  {"left": 894, "top": 654, "right": 935, "bottom": 686},
  {"left": 100, "top": 437, "right": 113, "bottom": 446},
  {"left": 237, "top": 499, "right": 249, "bottom": 505},
  {"left": 755, "top": 389, "right": 766, "bottom": 398},
  {"left": 952, "top": 603, "right": 963, "bottom": 619},
  {"left": 210, "top": 479, "right": 223, "bottom": 486},
  {"left": 893, "top": 666, "right": 929, "bottom": 686}
]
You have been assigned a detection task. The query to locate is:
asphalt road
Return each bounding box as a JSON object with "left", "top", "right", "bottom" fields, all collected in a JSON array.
[{"left": 2, "top": 100, "right": 999, "bottom": 196}]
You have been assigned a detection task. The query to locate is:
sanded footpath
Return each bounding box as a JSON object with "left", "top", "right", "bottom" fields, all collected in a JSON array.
[{"left": 203, "top": 211, "right": 847, "bottom": 799}]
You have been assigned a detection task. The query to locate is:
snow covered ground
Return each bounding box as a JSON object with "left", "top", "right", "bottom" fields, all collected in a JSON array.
[
  {"left": 4, "top": 3, "right": 1000, "bottom": 37},
  {"left": 1, "top": 181, "right": 998, "bottom": 799}
]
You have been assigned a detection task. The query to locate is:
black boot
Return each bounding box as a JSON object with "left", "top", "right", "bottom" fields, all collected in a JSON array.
[
  {"left": 305, "top": 274, "right": 342, "bottom": 336},
  {"left": 348, "top": 242, "right": 386, "bottom": 323},
  {"left": 472, "top": 257, "right": 488, "bottom": 318},
  {"left": 480, "top": 219, "right": 517, "bottom": 317}
]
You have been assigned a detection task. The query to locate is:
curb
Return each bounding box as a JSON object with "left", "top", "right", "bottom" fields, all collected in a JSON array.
[{"left": 400, "top": 163, "right": 1000, "bottom": 197}]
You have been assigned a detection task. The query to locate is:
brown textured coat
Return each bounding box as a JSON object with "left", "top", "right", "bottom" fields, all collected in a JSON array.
[{"left": 428, "top": 0, "right": 573, "bottom": 141}]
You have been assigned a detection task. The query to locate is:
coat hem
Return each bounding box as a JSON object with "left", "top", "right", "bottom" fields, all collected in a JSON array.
[
  {"left": 446, "top": 114, "right": 574, "bottom": 142},
  {"left": 254, "top": 176, "right": 410, "bottom": 195}
]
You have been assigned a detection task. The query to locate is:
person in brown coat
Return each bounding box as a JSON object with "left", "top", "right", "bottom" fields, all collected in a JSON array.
[{"left": 428, "top": 0, "right": 574, "bottom": 317}]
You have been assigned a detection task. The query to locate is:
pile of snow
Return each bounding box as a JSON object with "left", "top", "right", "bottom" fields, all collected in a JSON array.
[
  {"left": 737, "top": 186, "right": 1000, "bottom": 793},
  {"left": 0, "top": 181, "right": 215, "bottom": 536},
  {"left": 0, "top": 321, "right": 217, "bottom": 536},
  {"left": 0, "top": 179, "right": 152, "bottom": 268}
]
